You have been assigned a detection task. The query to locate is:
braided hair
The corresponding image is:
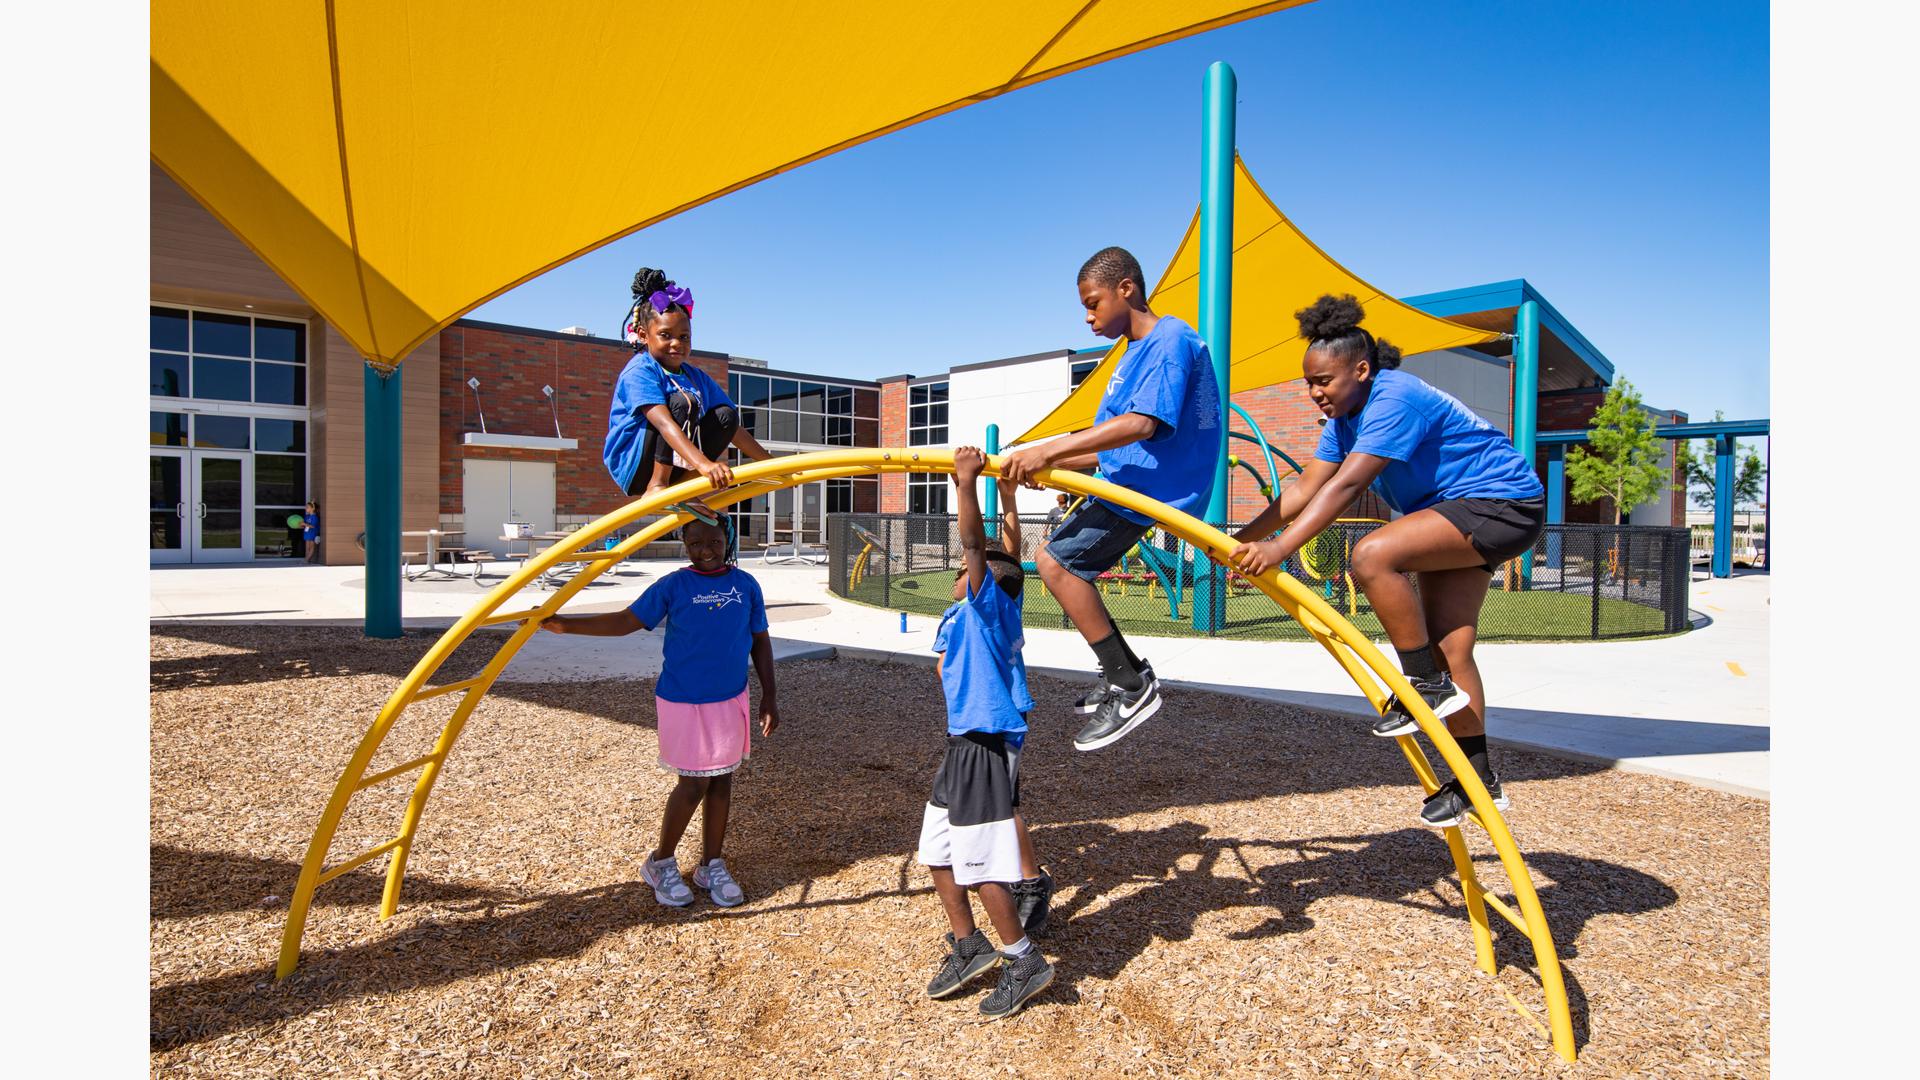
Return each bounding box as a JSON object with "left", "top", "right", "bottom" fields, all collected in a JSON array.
[
  {"left": 624, "top": 267, "right": 693, "bottom": 352},
  {"left": 1294, "top": 293, "right": 1402, "bottom": 371}
]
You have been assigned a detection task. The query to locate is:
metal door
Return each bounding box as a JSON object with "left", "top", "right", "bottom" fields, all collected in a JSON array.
[
  {"left": 150, "top": 450, "right": 189, "bottom": 564},
  {"left": 190, "top": 451, "right": 252, "bottom": 562}
]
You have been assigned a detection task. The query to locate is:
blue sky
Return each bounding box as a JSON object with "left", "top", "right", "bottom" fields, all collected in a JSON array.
[{"left": 471, "top": 0, "right": 1768, "bottom": 428}]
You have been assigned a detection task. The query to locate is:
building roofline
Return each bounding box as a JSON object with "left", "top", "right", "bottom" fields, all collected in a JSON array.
[
  {"left": 949, "top": 348, "right": 1076, "bottom": 375},
  {"left": 1399, "top": 279, "right": 1616, "bottom": 385}
]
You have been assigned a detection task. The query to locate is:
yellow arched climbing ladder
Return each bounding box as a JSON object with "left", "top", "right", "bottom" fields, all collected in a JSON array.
[{"left": 276, "top": 448, "right": 1577, "bottom": 1062}]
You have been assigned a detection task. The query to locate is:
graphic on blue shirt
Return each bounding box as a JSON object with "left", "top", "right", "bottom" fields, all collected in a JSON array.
[
  {"left": 604, "top": 354, "right": 734, "bottom": 492},
  {"left": 1094, "top": 315, "right": 1221, "bottom": 525},
  {"left": 301, "top": 513, "right": 319, "bottom": 541},
  {"left": 628, "top": 566, "right": 767, "bottom": 704},
  {"left": 1314, "top": 368, "right": 1544, "bottom": 513},
  {"left": 932, "top": 574, "right": 1032, "bottom": 745}
]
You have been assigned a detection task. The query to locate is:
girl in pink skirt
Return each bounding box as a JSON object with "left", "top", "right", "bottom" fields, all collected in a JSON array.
[{"left": 541, "top": 518, "right": 779, "bottom": 907}]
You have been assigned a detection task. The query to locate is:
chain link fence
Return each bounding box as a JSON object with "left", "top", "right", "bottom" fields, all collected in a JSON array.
[{"left": 828, "top": 513, "right": 1690, "bottom": 642}]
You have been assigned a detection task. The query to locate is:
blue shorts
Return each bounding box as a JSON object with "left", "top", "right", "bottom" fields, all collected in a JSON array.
[{"left": 1042, "top": 499, "right": 1152, "bottom": 582}]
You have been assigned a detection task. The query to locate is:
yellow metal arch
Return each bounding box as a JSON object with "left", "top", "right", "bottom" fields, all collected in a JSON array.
[{"left": 278, "top": 449, "right": 1576, "bottom": 1062}]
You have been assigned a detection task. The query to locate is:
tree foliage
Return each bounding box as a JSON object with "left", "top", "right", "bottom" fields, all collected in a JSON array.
[
  {"left": 1565, "top": 379, "right": 1670, "bottom": 524},
  {"left": 1672, "top": 410, "right": 1768, "bottom": 509}
]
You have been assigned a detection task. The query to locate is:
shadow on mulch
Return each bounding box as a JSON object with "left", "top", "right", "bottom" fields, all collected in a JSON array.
[{"left": 153, "top": 625, "right": 1676, "bottom": 1056}]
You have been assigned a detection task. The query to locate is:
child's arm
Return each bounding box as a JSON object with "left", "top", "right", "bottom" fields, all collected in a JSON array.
[
  {"left": 953, "top": 446, "right": 990, "bottom": 595},
  {"left": 1231, "top": 458, "right": 1339, "bottom": 545},
  {"left": 1229, "top": 454, "right": 1387, "bottom": 575},
  {"left": 750, "top": 630, "right": 778, "bottom": 736},
  {"left": 995, "top": 475, "right": 1023, "bottom": 559},
  {"left": 641, "top": 402, "right": 733, "bottom": 490},
  {"left": 730, "top": 424, "right": 774, "bottom": 463},
  {"left": 539, "top": 609, "right": 647, "bottom": 635},
  {"left": 999, "top": 412, "right": 1158, "bottom": 489}
]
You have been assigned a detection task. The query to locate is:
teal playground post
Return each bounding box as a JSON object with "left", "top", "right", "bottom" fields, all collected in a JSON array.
[
  {"left": 1512, "top": 300, "right": 1540, "bottom": 586},
  {"left": 364, "top": 362, "right": 403, "bottom": 638},
  {"left": 1194, "top": 60, "right": 1236, "bottom": 632},
  {"left": 984, "top": 423, "right": 1000, "bottom": 541}
]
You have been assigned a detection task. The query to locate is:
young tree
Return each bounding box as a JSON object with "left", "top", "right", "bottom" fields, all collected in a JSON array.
[
  {"left": 1673, "top": 410, "right": 1768, "bottom": 509},
  {"left": 1565, "top": 379, "right": 1669, "bottom": 524}
]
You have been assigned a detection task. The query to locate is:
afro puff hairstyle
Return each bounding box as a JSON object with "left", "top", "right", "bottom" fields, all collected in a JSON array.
[{"left": 1294, "top": 293, "right": 1401, "bottom": 370}]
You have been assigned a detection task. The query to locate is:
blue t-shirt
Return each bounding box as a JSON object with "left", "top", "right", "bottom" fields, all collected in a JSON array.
[
  {"left": 1094, "top": 316, "right": 1222, "bottom": 525},
  {"left": 932, "top": 573, "right": 1032, "bottom": 746},
  {"left": 301, "top": 513, "right": 319, "bottom": 541},
  {"left": 604, "top": 354, "right": 734, "bottom": 492},
  {"left": 1314, "top": 368, "right": 1544, "bottom": 514},
  {"left": 627, "top": 565, "right": 768, "bottom": 704}
]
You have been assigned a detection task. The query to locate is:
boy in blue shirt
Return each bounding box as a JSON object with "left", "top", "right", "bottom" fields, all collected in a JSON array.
[
  {"left": 918, "top": 447, "right": 1055, "bottom": 1020},
  {"left": 1001, "top": 246, "right": 1220, "bottom": 751}
]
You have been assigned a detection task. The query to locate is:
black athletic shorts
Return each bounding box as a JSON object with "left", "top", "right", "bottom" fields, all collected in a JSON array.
[{"left": 1429, "top": 495, "right": 1547, "bottom": 571}]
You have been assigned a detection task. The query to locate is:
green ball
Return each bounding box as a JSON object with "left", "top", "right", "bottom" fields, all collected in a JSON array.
[{"left": 287, "top": 514, "right": 306, "bottom": 529}]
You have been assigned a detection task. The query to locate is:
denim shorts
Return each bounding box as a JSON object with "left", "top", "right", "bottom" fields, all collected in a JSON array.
[{"left": 1042, "top": 499, "right": 1153, "bottom": 582}]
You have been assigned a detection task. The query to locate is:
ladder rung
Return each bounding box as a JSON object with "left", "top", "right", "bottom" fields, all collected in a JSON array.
[
  {"left": 409, "top": 675, "right": 487, "bottom": 703},
  {"left": 315, "top": 837, "right": 404, "bottom": 886},
  {"left": 355, "top": 753, "right": 441, "bottom": 791},
  {"left": 481, "top": 608, "right": 546, "bottom": 627},
  {"left": 1467, "top": 884, "right": 1532, "bottom": 936}
]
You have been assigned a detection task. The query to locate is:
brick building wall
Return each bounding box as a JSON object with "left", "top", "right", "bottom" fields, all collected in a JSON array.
[
  {"left": 438, "top": 323, "right": 731, "bottom": 524},
  {"left": 877, "top": 376, "right": 910, "bottom": 512}
]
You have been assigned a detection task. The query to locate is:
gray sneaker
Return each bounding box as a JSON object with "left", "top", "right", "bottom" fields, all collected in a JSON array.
[
  {"left": 927, "top": 930, "right": 1001, "bottom": 999},
  {"left": 979, "top": 949, "right": 1054, "bottom": 1020},
  {"left": 1013, "top": 870, "right": 1055, "bottom": 937},
  {"left": 1073, "top": 665, "right": 1162, "bottom": 752},
  {"left": 641, "top": 855, "right": 693, "bottom": 907},
  {"left": 692, "top": 858, "right": 745, "bottom": 907},
  {"left": 1419, "top": 774, "right": 1510, "bottom": 829}
]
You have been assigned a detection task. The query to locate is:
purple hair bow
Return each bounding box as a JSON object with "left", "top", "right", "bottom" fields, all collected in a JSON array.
[{"left": 648, "top": 284, "right": 694, "bottom": 316}]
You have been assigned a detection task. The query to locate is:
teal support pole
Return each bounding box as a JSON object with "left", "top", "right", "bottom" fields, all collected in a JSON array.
[
  {"left": 1195, "top": 60, "right": 1235, "bottom": 632},
  {"left": 984, "top": 424, "right": 1000, "bottom": 541},
  {"left": 364, "top": 363, "right": 403, "bottom": 638},
  {"left": 1544, "top": 442, "right": 1565, "bottom": 575},
  {"left": 1712, "top": 433, "right": 1734, "bottom": 578},
  {"left": 1512, "top": 300, "right": 1540, "bottom": 586}
]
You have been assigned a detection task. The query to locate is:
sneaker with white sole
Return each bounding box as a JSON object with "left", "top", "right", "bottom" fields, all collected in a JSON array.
[
  {"left": 1373, "top": 671, "right": 1471, "bottom": 737},
  {"left": 926, "top": 930, "right": 1001, "bottom": 999},
  {"left": 1072, "top": 682, "right": 1112, "bottom": 715},
  {"left": 1073, "top": 665, "right": 1162, "bottom": 752},
  {"left": 692, "top": 858, "right": 745, "bottom": 907},
  {"left": 1418, "top": 774, "right": 1510, "bottom": 829},
  {"left": 641, "top": 854, "right": 693, "bottom": 907}
]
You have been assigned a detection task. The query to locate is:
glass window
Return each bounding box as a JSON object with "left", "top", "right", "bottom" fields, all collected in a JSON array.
[
  {"left": 254, "top": 362, "right": 307, "bottom": 405},
  {"left": 151, "top": 306, "right": 189, "bottom": 351},
  {"left": 770, "top": 378, "right": 798, "bottom": 409},
  {"left": 770, "top": 408, "right": 797, "bottom": 442},
  {"left": 910, "top": 404, "right": 928, "bottom": 428},
  {"left": 797, "top": 412, "right": 823, "bottom": 444},
  {"left": 855, "top": 388, "right": 879, "bottom": 418},
  {"left": 825, "top": 386, "right": 852, "bottom": 416},
  {"left": 728, "top": 374, "right": 740, "bottom": 400},
  {"left": 797, "top": 382, "right": 826, "bottom": 413},
  {"left": 192, "top": 311, "right": 251, "bottom": 357},
  {"left": 735, "top": 374, "right": 769, "bottom": 409},
  {"left": 255, "top": 418, "right": 307, "bottom": 453},
  {"left": 151, "top": 352, "right": 189, "bottom": 397},
  {"left": 194, "top": 414, "right": 251, "bottom": 449},
  {"left": 827, "top": 478, "right": 851, "bottom": 515},
  {"left": 193, "top": 357, "right": 251, "bottom": 402},
  {"left": 254, "top": 318, "right": 306, "bottom": 362},
  {"left": 255, "top": 454, "right": 306, "bottom": 506},
  {"left": 911, "top": 384, "right": 928, "bottom": 406},
  {"left": 738, "top": 406, "right": 760, "bottom": 438},
  {"left": 255, "top": 509, "right": 303, "bottom": 559},
  {"left": 925, "top": 382, "right": 948, "bottom": 403},
  {"left": 1071, "top": 359, "right": 1100, "bottom": 387},
  {"left": 909, "top": 426, "right": 928, "bottom": 447},
  {"left": 151, "top": 412, "right": 189, "bottom": 447},
  {"left": 930, "top": 403, "right": 948, "bottom": 428}
]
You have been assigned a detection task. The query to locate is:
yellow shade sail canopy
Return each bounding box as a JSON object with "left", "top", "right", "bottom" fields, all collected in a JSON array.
[
  {"left": 1013, "top": 157, "right": 1501, "bottom": 444},
  {"left": 152, "top": 0, "right": 1316, "bottom": 367}
]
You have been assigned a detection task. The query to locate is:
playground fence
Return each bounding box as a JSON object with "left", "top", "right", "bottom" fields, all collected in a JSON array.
[{"left": 827, "top": 514, "right": 1691, "bottom": 642}]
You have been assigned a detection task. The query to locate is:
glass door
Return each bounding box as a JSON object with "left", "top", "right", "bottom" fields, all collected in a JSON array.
[
  {"left": 191, "top": 451, "right": 252, "bottom": 562},
  {"left": 151, "top": 451, "right": 188, "bottom": 564},
  {"left": 800, "top": 482, "right": 824, "bottom": 546}
]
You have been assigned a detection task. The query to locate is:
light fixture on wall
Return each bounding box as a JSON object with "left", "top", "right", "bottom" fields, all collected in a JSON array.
[
  {"left": 543, "top": 384, "right": 561, "bottom": 439},
  {"left": 467, "top": 376, "right": 488, "bottom": 434}
]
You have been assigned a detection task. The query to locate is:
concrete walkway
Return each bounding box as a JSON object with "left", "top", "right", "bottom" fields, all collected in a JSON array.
[{"left": 151, "top": 556, "right": 1769, "bottom": 798}]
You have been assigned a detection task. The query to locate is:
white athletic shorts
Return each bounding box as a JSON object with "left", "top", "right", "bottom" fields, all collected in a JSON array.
[{"left": 917, "top": 731, "right": 1023, "bottom": 888}]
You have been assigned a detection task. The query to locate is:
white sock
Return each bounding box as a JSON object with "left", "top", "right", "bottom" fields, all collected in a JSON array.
[{"left": 1000, "top": 936, "right": 1032, "bottom": 959}]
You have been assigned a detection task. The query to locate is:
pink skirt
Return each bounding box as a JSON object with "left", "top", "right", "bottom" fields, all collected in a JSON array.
[{"left": 655, "top": 688, "right": 751, "bottom": 777}]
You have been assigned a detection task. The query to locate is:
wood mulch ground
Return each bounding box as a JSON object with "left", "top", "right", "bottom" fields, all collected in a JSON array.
[{"left": 152, "top": 625, "right": 1767, "bottom": 1078}]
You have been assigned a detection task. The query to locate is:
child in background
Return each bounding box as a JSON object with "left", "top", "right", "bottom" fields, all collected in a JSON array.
[
  {"left": 918, "top": 446, "right": 1055, "bottom": 1020},
  {"left": 605, "top": 268, "right": 775, "bottom": 523},
  {"left": 302, "top": 501, "right": 321, "bottom": 564},
  {"left": 540, "top": 518, "right": 779, "bottom": 905},
  {"left": 1228, "top": 294, "right": 1545, "bottom": 828},
  {"left": 1001, "top": 246, "right": 1220, "bottom": 752}
]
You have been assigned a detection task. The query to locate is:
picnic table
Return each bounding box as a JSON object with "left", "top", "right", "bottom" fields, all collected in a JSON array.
[{"left": 401, "top": 529, "right": 468, "bottom": 581}]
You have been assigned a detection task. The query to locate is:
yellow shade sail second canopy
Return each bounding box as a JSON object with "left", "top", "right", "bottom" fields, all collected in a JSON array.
[
  {"left": 152, "top": 0, "right": 1318, "bottom": 367},
  {"left": 1014, "top": 157, "right": 1500, "bottom": 444}
]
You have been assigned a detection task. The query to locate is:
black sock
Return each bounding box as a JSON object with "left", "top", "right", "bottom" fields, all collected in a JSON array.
[
  {"left": 1397, "top": 644, "right": 1439, "bottom": 680},
  {"left": 1091, "top": 632, "right": 1144, "bottom": 691},
  {"left": 1112, "top": 625, "right": 1145, "bottom": 670},
  {"left": 1454, "top": 733, "right": 1490, "bottom": 780}
]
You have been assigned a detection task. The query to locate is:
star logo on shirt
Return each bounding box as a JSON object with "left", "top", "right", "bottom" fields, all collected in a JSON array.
[{"left": 691, "top": 586, "right": 744, "bottom": 609}]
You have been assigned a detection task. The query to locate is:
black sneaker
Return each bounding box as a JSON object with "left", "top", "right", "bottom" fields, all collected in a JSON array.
[
  {"left": 1073, "top": 665, "right": 1162, "bottom": 752},
  {"left": 979, "top": 949, "right": 1055, "bottom": 1020},
  {"left": 926, "top": 930, "right": 1001, "bottom": 999},
  {"left": 1419, "top": 774, "right": 1510, "bottom": 829},
  {"left": 1014, "top": 869, "right": 1055, "bottom": 937},
  {"left": 1072, "top": 683, "right": 1112, "bottom": 715},
  {"left": 1373, "top": 672, "right": 1471, "bottom": 737}
]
